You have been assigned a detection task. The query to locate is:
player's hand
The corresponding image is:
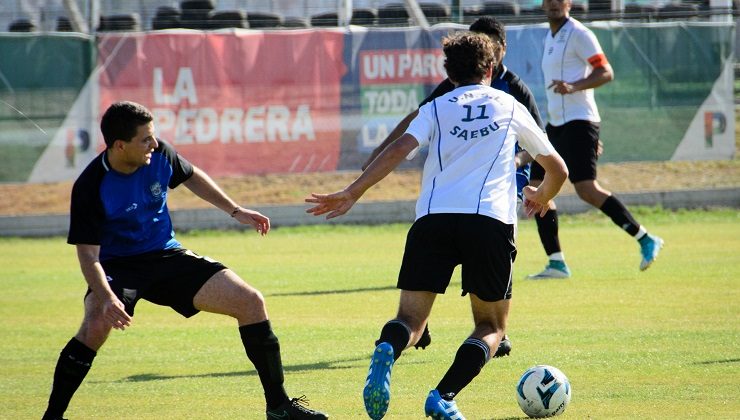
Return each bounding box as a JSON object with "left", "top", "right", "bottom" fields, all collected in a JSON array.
[
  {"left": 101, "top": 296, "right": 131, "bottom": 330},
  {"left": 305, "top": 190, "right": 357, "bottom": 219},
  {"left": 597, "top": 139, "right": 604, "bottom": 158},
  {"left": 233, "top": 208, "right": 270, "bottom": 235},
  {"left": 548, "top": 80, "right": 576, "bottom": 95},
  {"left": 522, "top": 185, "right": 552, "bottom": 218}
]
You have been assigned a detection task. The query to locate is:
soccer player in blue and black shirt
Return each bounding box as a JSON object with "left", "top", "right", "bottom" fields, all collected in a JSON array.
[{"left": 42, "top": 101, "right": 328, "bottom": 420}]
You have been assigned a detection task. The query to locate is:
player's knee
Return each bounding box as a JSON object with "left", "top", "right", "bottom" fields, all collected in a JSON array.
[
  {"left": 575, "top": 185, "right": 600, "bottom": 205},
  {"left": 236, "top": 287, "right": 267, "bottom": 316},
  {"left": 76, "top": 319, "right": 111, "bottom": 350}
]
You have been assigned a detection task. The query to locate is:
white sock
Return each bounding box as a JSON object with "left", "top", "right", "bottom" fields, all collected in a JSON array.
[
  {"left": 548, "top": 252, "right": 565, "bottom": 262},
  {"left": 634, "top": 226, "right": 647, "bottom": 240}
]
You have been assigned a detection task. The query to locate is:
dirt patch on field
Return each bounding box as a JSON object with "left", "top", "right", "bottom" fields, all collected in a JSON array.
[{"left": 0, "top": 159, "right": 738, "bottom": 217}]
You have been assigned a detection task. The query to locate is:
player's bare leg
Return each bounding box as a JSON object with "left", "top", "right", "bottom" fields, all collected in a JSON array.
[
  {"left": 364, "top": 290, "right": 435, "bottom": 420},
  {"left": 43, "top": 294, "right": 114, "bottom": 420},
  {"left": 574, "top": 180, "right": 664, "bottom": 270},
  {"left": 195, "top": 269, "right": 327, "bottom": 419},
  {"left": 528, "top": 178, "right": 571, "bottom": 279},
  {"left": 426, "top": 295, "right": 510, "bottom": 419}
]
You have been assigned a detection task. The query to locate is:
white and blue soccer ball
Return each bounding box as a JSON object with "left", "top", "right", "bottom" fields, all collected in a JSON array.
[{"left": 516, "top": 365, "right": 571, "bottom": 418}]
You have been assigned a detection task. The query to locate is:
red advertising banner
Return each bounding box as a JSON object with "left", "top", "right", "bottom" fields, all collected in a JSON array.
[{"left": 97, "top": 30, "right": 346, "bottom": 176}]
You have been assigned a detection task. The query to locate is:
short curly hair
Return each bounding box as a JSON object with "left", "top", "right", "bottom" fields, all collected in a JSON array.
[
  {"left": 442, "top": 32, "right": 498, "bottom": 86},
  {"left": 469, "top": 16, "right": 506, "bottom": 44}
]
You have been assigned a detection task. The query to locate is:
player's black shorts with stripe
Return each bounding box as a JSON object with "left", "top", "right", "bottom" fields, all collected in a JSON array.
[
  {"left": 531, "top": 120, "right": 600, "bottom": 183},
  {"left": 86, "top": 248, "right": 227, "bottom": 318},
  {"left": 397, "top": 213, "right": 516, "bottom": 302}
]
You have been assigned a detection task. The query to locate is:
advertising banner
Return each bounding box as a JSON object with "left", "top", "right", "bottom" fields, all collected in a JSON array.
[
  {"left": 339, "top": 26, "right": 451, "bottom": 169},
  {"left": 5, "top": 21, "right": 735, "bottom": 185},
  {"left": 97, "top": 29, "right": 346, "bottom": 176}
]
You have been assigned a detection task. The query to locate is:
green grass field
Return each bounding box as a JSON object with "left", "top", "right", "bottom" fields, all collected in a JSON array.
[{"left": 1, "top": 208, "right": 738, "bottom": 419}]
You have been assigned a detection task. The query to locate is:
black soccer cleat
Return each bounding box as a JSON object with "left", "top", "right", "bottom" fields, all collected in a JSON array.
[
  {"left": 266, "top": 395, "right": 328, "bottom": 419},
  {"left": 414, "top": 324, "right": 432, "bottom": 350},
  {"left": 493, "top": 335, "right": 512, "bottom": 358}
]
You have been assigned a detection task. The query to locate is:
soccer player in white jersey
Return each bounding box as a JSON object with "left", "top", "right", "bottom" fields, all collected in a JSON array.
[
  {"left": 527, "top": 0, "right": 664, "bottom": 279},
  {"left": 306, "top": 32, "right": 568, "bottom": 420}
]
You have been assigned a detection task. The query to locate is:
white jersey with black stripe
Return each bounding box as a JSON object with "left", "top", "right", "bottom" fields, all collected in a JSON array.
[
  {"left": 542, "top": 17, "right": 603, "bottom": 125},
  {"left": 404, "top": 84, "right": 555, "bottom": 225}
]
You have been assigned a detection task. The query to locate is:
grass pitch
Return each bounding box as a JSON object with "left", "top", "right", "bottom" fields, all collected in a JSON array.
[{"left": 0, "top": 208, "right": 738, "bottom": 419}]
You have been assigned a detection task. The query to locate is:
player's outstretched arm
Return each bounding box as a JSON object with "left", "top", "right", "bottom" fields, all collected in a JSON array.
[
  {"left": 523, "top": 152, "right": 568, "bottom": 217},
  {"left": 308, "top": 133, "right": 419, "bottom": 219},
  {"left": 361, "top": 109, "right": 419, "bottom": 170},
  {"left": 183, "top": 166, "right": 270, "bottom": 235}
]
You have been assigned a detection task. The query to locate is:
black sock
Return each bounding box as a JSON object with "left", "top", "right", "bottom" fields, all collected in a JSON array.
[
  {"left": 535, "top": 209, "right": 562, "bottom": 256},
  {"left": 435, "top": 338, "right": 490, "bottom": 399},
  {"left": 375, "top": 319, "right": 411, "bottom": 361},
  {"left": 43, "top": 338, "right": 96, "bottom": 420},
  {"left": 239, "top": 320, "right": 289, "bottom": 410},
  {"left": 600, "top": 195, "right": 641, "bottom": 236}
]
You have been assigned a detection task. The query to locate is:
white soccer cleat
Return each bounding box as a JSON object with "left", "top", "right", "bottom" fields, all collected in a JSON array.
[{"left": 526, "top": 260, "right": 571, "bottom": 279}]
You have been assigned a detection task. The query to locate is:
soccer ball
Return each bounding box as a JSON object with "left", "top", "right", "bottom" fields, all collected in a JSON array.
[{"left": 516, "top": 365, "right": 571, "bottom": 418}]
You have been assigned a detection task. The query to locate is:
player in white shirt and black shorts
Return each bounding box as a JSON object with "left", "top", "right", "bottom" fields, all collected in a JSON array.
[
  {"left": 307, "top": 32, "right": 568, "bottom": 420},
  {"left": 528, "top": 0, "right": 664, "bottom": 279}
]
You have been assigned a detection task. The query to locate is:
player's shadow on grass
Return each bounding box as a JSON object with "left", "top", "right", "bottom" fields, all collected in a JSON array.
[
  {"left": 266, "top": 285, "right": 397, "bottom": 297},
  {"left": 266, "top": 281, "right": 461, "bottom": 297},
  {"left": 692, "top": 358, "right": 740, "bottom": 365},
  {"left": 112, "top": 356, "right": 429, "bottom": 383},
  {"left": 481, "top": 417, "right": 530, "bottom": 420}
]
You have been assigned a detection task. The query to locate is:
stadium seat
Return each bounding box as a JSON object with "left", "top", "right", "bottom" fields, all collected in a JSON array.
[
  {"left": 420, "top": 2, "right": 450, "bottom": 24},
  {"left": 462, "top": 6, "right": 483, "bottom": 21},
  {"left": 180, "top": 0, "right": 214, "bottom": 11},
  {"left": 482, "top": 1, "right": 520, "bottom": 16},
  {"left": 282, "top": 17, "right": 310, "bottom": 28},
  {"left": 8, "top": 19, "right": 36, "bottom": 32},
  {"left": 657, "top": 2, "right": 700, "bottom": 19},
  {"left": 210, "top": 10, "right": 247, "bottom": 29},
  {"left": 570, "top": 2, "right": 589, "bottom": 19},
  {"left": 623, "top": 3, "right": 657, "bottom": 21},
  {"left": 311, "top": 12, "right": 338, "bottom": 27},
  {"left": 520, "top": 5, "right": 546, "bottom": 19},
  {"left": 378, "top": 3, "right": 408, "bottom": 26},
  {"left": 180, "top": 0, "right": 214, "bottom": 29},
  {"left": 351, "top": 8, "right": 377, "bottom": 26},
  {"left": 246, "top": 12, "right": 283, "bottom": 28},
  {"left": 56, "top": 17, "right": 73, "bottom": 32},
  {"left": 152, "top": 6, "right": 181, "bottom": 30},
  {"left": 100, "top": 14, "right": 141, "bottom": 31},
  {"left": 586, "top": 0, "right": 622, "bottom": 20}
]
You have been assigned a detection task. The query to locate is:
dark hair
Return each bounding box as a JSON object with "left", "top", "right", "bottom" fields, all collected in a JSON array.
[
  {"left": 468, "top": 16, "right": 506, "bottom": 44},
  {"left": 442, "top": 32, "right": 497, "bottom": 86},
  {"left": 100, "top": 101, "right": 153, "bottom": 148}
]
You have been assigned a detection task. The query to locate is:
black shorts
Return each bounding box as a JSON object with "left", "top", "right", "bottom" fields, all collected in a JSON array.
[
  {"left": 397, "top": 213, "right": 516, "bottom": 302},
  {"left": 87, "top": 248, "right": 227, "bottom": 318},
  {"left": 531, "top": 120, "right": 600, "bottom": 183}
]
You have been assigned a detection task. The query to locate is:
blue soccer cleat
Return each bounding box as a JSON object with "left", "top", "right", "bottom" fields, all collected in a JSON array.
[
  {"left": 363, "top": 342, "right": 394, "bottom": 420},
  {"left": 639, "top": 234, "right": 664, "bottom": 271},
  {"left": 526, "top": 259, "right": 571, "bottom": 279},
  {"left": 424, "top": 389, "right": 466, "bottom": 420}
]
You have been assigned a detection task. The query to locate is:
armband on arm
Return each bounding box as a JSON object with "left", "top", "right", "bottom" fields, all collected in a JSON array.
[{"left": 587, "top": 53, "right": 608, "bottom": 69}]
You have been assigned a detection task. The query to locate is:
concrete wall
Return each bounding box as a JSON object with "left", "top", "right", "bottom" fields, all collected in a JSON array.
[{"left": 1, "top": 187, "right": 738, "bottom": 237}]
